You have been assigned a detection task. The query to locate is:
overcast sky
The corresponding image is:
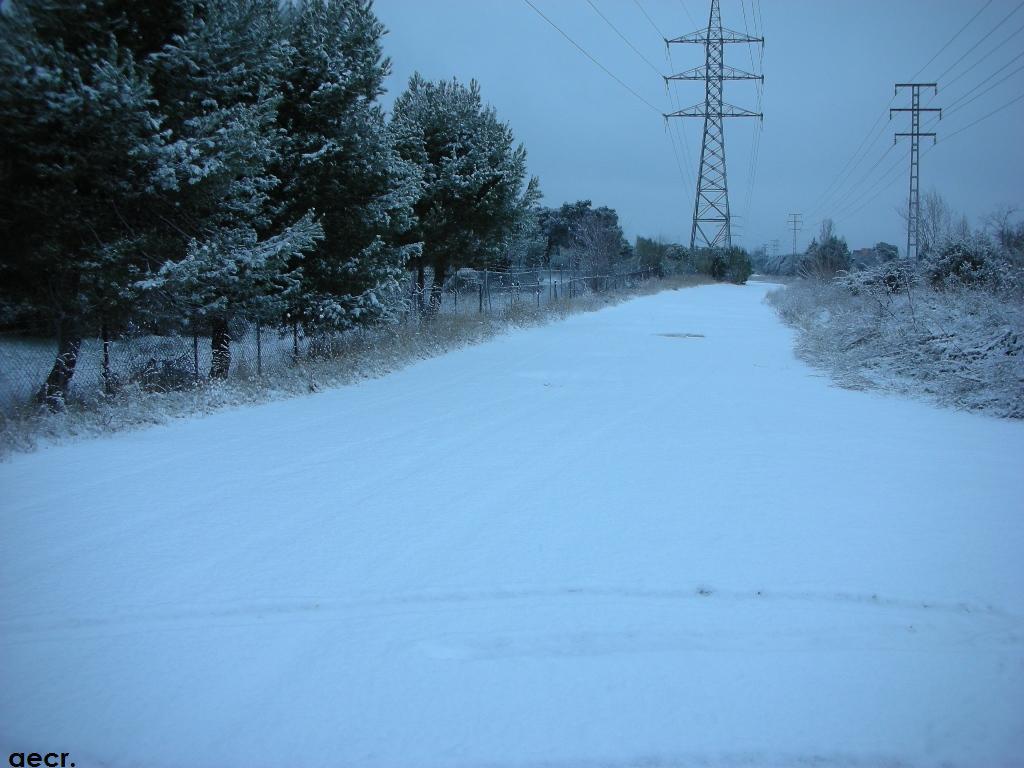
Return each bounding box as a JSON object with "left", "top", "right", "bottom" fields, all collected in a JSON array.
[{"left": 373, "top": 0, "right": 1024, "bottom": 254}]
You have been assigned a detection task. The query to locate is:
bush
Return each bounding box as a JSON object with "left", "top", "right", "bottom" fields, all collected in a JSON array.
[
  {"left": 837, "top": 259, "right": 916, "bottom": 296},
  {"left": 767, "top": 274, "right": 1024, "bottom": 418},
  {"left": 720, "top": 247, "right": 753, "bottom": 284},
  {"left": 692, "top": 246, "right": 752, "bottom": 284},
  {"left": 922, "top": 233, "right": 1003, "bottom": 289},
  {"left": 798, "top": 235, "right": 851, "bottom": 280}
]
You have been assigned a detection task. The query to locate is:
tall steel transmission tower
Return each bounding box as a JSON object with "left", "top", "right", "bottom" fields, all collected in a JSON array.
[
  {"left": 891, "top": 83, "right": 940, "bottom": 260},
  {"left": 788, "top": 212, "right": 802, "bottom": 257},
  {"left": 665, "top": 0, "right": 763, "bottom": 251}
]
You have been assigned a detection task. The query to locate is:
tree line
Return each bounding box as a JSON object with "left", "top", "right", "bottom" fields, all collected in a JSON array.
[{"left": 0, "top": 0, "right": 748, "bottom": 410}]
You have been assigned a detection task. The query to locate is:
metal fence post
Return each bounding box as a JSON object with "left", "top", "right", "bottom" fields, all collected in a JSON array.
[
  {"left": 101, "top": 321, "right": 112, "bottom": 395},
  {"left": 193, "top": 332, "right": 200, "bottom": 381},
  {"left": 255, "top": 317, "right": 262, "bottom": 377}
]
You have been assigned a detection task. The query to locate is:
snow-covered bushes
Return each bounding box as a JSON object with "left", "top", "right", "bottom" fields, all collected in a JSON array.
[
  {"left": 690, "top": 246, "right": 753, "bottom": 284},
  {"left": 768, "top": 260, "right": 1024, "bottom": 418},
  {"left": 796, "top": 220, "right": 851, "bottom": 280},
  {"left": 921, "top": 232, "right": 1006, "bottom": 290}
]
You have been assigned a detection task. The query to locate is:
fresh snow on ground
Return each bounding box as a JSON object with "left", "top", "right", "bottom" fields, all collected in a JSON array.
[{"left": 2, "top": 283, "right": 1022, "bottom": 768}]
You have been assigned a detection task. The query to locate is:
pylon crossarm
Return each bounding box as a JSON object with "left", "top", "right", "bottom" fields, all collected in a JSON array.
[
  {"left": 895, "top": 132, "right": 938, "bottom": 145},
  {"left": 665, "top": 104, "right": 710, "bottom": 118},
  {"left": 669, "top": 29, "right": 763, "bottom": 44},
  {"left": 718, "top": 26, "right": 764, "bottom": 43},
  {"left": 666, "top": 65, "right": 762, "bottom": 81},
  {"left": 666, "top": 31, "right": 710, "bottom": 44},
  {"left": 719, "top": 103, "right": 762, "bottom": 117},
  {"left": 666, "top": 104, "right": 761, "bottom": 119},
  {"left": 895, "top": 82, "right": 937, "bottom": 93}
]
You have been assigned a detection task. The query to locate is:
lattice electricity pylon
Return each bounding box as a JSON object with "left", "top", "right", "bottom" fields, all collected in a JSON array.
[
  {"left": 665, "top": 0, "right": 762, "bottom": 251},
  {"left": 891, "top": 83, "right": 940, "bottom": 261}
]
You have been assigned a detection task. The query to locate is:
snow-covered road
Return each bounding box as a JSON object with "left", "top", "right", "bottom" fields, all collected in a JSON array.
[{"left": 2, "top": 283, "right": 1023, "bottom": 768}]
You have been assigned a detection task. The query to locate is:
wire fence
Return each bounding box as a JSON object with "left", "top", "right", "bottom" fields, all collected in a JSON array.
[{"left": 0, "top": 267, "right": 655, "bottom": 416}]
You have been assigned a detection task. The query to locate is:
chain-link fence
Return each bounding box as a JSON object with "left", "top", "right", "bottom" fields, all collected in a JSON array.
[{"left": 0, "top": 267, "right": 654, "bottom": 416}]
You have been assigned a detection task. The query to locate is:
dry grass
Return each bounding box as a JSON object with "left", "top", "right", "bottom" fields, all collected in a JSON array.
[{"left": 0, "top": 275, "right": 713, "bottom": 458}]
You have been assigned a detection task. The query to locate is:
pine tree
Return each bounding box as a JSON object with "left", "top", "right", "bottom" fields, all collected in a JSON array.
[
  {"left": 275, "top": 0, "right": 419, "bottom": 333},
  {"left": 0, "top": 0, "right": 179, "bottom": 408},
  {"left": 391, "top": 74, "right": 539, "bottom": 312},
  {"left": 139, "top": 0, "right": 322, "bottom": 378}
]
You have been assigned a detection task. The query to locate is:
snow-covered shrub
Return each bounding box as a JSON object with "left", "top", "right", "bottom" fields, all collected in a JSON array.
[
  {"left": 690, "top": 247, "right": 752, "bottom": 284},
  {"left": 798, "top": 234, "right": 851, "bottom": 280},
  {"left": 768, "top": 274, "right": 1024, "bottom": 418},
  {"left": 922, "top": 233, "right": 1004, "bottom": 289},
  {"left": 719, "top": 247, "right": 753, "bottom": 284},
  {"left": 837, "top": 259, "right": 916, "bottom": 297}
]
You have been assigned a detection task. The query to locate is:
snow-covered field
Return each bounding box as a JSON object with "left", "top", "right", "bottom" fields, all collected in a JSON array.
[{"left": 2, "top": 283, "right": 1022, "bottom": 768}]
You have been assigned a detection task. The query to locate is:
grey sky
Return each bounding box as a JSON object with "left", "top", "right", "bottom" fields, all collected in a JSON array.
[{"left": 374, "top": 0, "right": 1024, "bottom": 254}]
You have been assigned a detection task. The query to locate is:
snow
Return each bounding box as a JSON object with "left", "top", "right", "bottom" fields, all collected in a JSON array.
[{"left": 2, "top": 283, "right": 1023, "bottom": 768}]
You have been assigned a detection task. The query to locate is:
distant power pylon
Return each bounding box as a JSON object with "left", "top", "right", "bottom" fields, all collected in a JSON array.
[
  {"left": 770, "top": 238, "right": 780, "bottom": 258},
  {"left": 891, "top": 83, "right": 941, "bottom": 260},
  {"left": 788, "top": 213, "right": 802, "bottom": 256},
  {"left": 665, "top": 0, "right": 763, "bottom": 251}
]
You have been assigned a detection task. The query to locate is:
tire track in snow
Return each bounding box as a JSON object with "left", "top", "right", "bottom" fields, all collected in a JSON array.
[{"left": 2, "top": 584, "right": 1017, "bottom": 640}]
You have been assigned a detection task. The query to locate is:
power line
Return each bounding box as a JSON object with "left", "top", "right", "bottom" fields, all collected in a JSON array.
[
  {"left": 944, "top": 89, "right": 1024, "bottom": 140},
  {"left": 933, "top": 1, "right": 1024, "bottom": 84},
  {"left": 739, "top": 0, "right": 764, "bottom": 230},
  {"left": 581, "top": 0, "right": 698, "bottom": 191},
  {"left": 827, "top": 86, "right": 1022, "bottom": 226},
  {"left": 944, "top": 52, "right": 1024, "bottom": 115},
  {"left": 633, "top": 0, "right": 666, "bottom": 40},
  {"left": 585, "top": 0, "right": 663, "bottom": 76},
  {"left": 830, "top": 146, "right": 912, "bottom": 223},
  {"left": 816, "top": 47, "right": 1021, "bottom": 222},
  {"left": 943, "top": 16, "right": 1024, "bottom": 91},
  {"left": 908, "top": 0, "right": 994, "bottom": 81},
  {"left": 820, "top": 144, "right": 904, "bottom": 226},
  {"left": 677, "top": 0, "right": 697, "bottom": 29},
  {"left": 521, "top": 0, "right": 662, "bottom": 114},
  {"left": 805, "top": 0, "right": 995, "bottom": 221},
  {"left": 665, "top": 118, "right": 694, "bottom": 193},
  {"left": 664, "top": 46, "right": 697, "bottom": 185},
  {"left": 805, "top": 108, "right": 893, "bottom": 221}
]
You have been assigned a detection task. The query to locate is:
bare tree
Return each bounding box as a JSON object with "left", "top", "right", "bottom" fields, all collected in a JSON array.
[{"left": 571, "top": 216, "right": 626, "bottom": 276}]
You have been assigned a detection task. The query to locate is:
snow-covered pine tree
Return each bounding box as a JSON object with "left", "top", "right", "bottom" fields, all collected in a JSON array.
[
  {"left": 503, "top": 208, "right": 547, "bottom": 272},
  {"left": 274, "top": 0, "right": 419, "bottom": 333},
  {"left": 390, "top": 74, "right": 540, "bottom": 312},
  {"left": 140, "top": 0, "right": 322, "bottom": 379},
  {"left": 0, "top": 0, "right": 180, "bottom": 408}
]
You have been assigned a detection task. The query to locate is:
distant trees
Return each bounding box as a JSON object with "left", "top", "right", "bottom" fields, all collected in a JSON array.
[
  {"left": 391, "top": 75, "right": 539, "bottom": 312},
  {"left": 691, "top": 246, "right": 752, "bottom": 284},
  {"left": 798, "top": 219, "right": 851, "bottom": 280},
  {"left": 537, "top": 201, "right": 632, "bottom": 274},
  {"left": 635, "top": 237, "right": 670, "bottom": 277},
  {"left": 2, "top": 0, "right": 545, "bottom": 406},
  {"left": 850, "top": 242, "right": 898, "bottom": 270},
  {"left": 502, "top": 209, "right": 547, "bottom": 271}
]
